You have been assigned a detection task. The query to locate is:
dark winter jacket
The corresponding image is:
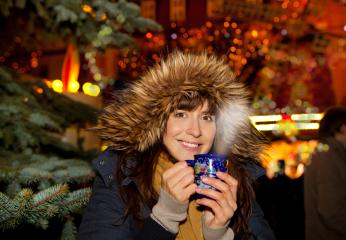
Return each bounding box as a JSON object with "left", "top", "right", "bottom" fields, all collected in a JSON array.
[
  {"left": 304, "top": 137, "right": 346, "bottom": 240},
  {"left": 78, "top": 150, "right": 275, "bottom": 240}
]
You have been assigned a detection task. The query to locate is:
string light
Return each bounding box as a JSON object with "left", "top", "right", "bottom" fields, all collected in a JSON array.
[
  {"left": 68, "top": 81, "right": 80, "bottom": 93},
  {"left": 52, "top": 79, "right": 63, "bottom": 93},
  {"left": 82, "top": 82, "right": 100, "bottom": 97}
]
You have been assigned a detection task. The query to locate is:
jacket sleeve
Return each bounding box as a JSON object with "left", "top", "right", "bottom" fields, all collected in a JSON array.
[
  {"left": 78, "top": 152, "right": 175, "bottom": 240},
  {"left": 248, "top": 201, "right": 276, "bottom": 240},
  {"left": 78, "top": 173, "right": 134, "bottom": 240}
]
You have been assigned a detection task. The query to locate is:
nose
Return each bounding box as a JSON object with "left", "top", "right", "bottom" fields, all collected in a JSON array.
[{"left": 186, "top": 117, "right": 201, "bottom": 137}]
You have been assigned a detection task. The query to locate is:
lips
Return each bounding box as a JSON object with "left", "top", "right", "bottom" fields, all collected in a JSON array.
[{"left": 179, "top": 140, "right": 201, "bottom": 151}]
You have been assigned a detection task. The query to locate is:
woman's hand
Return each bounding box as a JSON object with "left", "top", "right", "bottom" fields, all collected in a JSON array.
[
  {"left": 161, "top": 161, "right": 197, "bottom": 203},
  {"left": 196, "top": 172, "right": 238, "bottom": 229}
]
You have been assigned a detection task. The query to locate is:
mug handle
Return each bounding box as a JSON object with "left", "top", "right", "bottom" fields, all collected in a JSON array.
[{"left": 185, "top": 160, "right": 195, "bottom": 167}]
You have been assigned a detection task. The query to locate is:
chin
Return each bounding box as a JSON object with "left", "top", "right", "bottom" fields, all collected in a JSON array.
[{"left": 176, "top": 152, "right": 198, "bottom": 161}]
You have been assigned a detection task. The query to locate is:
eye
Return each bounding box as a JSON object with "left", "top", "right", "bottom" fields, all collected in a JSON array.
[
  {"left": 202, "top": 113, "right": 215, "bottom": 121},
  {"left": 174, "top": 111, "right": 187, "bottom": 118}
]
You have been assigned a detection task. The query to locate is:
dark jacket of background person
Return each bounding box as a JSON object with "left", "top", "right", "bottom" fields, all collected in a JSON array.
[
  {"left": 78, "top": 150, "right": 275, "bottom": 240},
  {"left": 304, "top": 106, "right": 346, "bottom": 240}
]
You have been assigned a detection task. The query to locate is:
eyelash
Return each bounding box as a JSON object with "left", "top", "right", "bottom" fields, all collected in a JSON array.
[
  {"left": 174, "top": 111, "right": 186, "bottom": 118},
  {"left": 202, "top": 114, "right": 214, "bottom": 121}
]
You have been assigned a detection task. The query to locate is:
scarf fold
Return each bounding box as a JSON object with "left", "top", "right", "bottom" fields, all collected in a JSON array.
[{"left": 153, "top": 152, "right": 204, "bottom": 240}]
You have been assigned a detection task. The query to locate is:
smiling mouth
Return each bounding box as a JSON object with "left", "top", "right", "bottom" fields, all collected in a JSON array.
[{"left": 179, "top": 140, "right": 201, "bottom": 151}]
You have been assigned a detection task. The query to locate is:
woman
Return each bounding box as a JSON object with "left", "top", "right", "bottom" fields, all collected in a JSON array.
[{"left": 78, "top": 51, "right": 275, "bottom": 240}]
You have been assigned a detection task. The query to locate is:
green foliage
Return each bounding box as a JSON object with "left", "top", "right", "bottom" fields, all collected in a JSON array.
[
  {"left": 0, "top": 67, "right": 97, "bottom": 238},
  {"left": 60, "top": 218, "right": 78, "bottom": 240},
  {"left": 0, "top": 185, "right": 92, "bottom": 231},
  {"left": 0, "top": 0, "right": 162, "bottom": 50},
  {"left": 0, "top": 67, "right": 97, "bottom": 154},
  {"left": 0, "top": 1, "right": 158, "bottom": 238}
]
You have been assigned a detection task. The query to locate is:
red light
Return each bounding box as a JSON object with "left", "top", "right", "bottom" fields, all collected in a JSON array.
[{"left": 146, "top": 32, "right": 153, "bottom": 39}]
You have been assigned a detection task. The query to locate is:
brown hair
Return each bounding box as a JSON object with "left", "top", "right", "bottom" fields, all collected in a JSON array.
[{"left": 115, "top": 93, "right": 256, "bottom": 238}]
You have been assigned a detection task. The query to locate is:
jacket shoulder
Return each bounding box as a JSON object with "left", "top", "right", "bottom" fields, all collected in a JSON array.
[{"left": 92, "top": 150, "right": 119, "bottom": 187}]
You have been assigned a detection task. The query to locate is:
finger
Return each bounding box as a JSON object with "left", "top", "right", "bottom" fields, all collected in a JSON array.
[
  {"left": 216, "top": 172, "right": 238, "bottom": 187},
  {"left": 216, "top": 172, "right": 238, "bottom": 200},
  {"left": 171, "top": 183, "right": 197, "bottom": 203},
  {"left": 196, "top": 187, "right": 223, "bottom": 202},
  {"left": 163, "top": 161, "right": 188, "bottom": 179},
  {"left": 170, "top": 170, "right": 195, "bottom": 195},
  {"left": 196, "top": 198, "right": 228, "bottom": 223},
  {"left": 164, "top": 166, "right": 194, "bottom": 189},
  {"left": 177, "top": 170, "right": 195, "bottom": 188},
  {"left": 196, "top": 187, "right": 234, "bottom": 211},
  {"left": 201, "top": 177, "right": 236, "bottom": 209},
  {"left": 201, "top": 176, "right": 230, "bottom": 193},
  {"left": 184, "top": 183, "right": 197, "bottom": 197}
]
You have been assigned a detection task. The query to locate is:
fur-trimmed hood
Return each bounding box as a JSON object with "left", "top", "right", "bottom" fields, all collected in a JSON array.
[{"left": 96, "top": 51, "right": 266, "bottom": 161}]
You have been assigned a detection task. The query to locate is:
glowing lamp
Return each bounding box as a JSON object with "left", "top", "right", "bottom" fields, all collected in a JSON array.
[
  {"left": 68, "top": 81, "right": 80, "bottom": 93},
  {"left": 83, "top": 82, "right": 100, "bottom": 97},
  {"left": 52, "top": 79, "right": 63, "bottom": 93}
]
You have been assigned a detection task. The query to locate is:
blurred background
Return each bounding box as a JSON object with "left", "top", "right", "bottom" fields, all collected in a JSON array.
[{"left": 0, "top": 0, "right": 345, "bottom": 239}]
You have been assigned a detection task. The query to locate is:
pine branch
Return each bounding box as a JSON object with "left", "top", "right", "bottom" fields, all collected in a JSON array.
[
  {"left": 0, "top": 188, "right": 33, "bottom": 230},
  {"left": 31, "top": 184, "right": 69, "bottom": 207},
  {"left": 24, "top": 184, "right": 69, "bottom": 228},
  {"left": 60, "top": 217, "right": 77, "bottom": 240},
  {"left": 0, "top": 184, "right": 93, "bottom": 230},
  {"left": 58, "top": 188, "right": 92, "bottom": 216}
]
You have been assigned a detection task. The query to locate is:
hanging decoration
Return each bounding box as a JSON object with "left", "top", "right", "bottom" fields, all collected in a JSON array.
[{"left": 61, "top": 43, "right": 80, "bottom": 92}]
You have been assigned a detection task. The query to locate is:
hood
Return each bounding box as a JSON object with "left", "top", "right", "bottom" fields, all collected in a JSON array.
[{"left": 95, "top": 51, "right": 266, "bottom": 161}]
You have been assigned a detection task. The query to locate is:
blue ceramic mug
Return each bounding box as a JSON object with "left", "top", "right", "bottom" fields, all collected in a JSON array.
[{"left": 186, "top": 153, "right": 228, "bottom": 198}]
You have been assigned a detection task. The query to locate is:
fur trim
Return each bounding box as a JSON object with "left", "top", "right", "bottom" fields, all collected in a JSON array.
[{"left": 95, "top": 51, "right": 266, "bottom": 161}]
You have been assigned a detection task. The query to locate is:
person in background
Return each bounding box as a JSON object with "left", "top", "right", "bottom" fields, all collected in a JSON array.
[
  {"left": 78, "top": 51, "right": 275, "bottom": 240},
  {"left": 304, "top": 106, "right": 346, "bottom": 240}
]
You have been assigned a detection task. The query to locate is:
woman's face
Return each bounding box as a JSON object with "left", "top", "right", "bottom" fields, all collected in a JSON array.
[{"left": 163, "top": 101, "right": 216, "bottom": 161}]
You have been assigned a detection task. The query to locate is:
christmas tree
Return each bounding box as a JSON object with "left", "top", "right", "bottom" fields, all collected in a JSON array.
[
  {"left": 0, "top": 67, "right": 97, "bottom": 239},
  {"left": 0, "top": 0, "right": 162, "bottom": 239}
]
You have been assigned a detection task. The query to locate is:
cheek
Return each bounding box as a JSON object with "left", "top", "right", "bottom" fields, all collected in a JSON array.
[
  {"left": 204, "top": 123, "right": 216, "bottom": 143},
  {"left": 163, "top": 118, "right": 178, "bottom": 145}
]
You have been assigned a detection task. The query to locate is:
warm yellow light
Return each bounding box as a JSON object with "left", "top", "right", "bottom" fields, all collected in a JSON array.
[
  {"left": 43, "top": 79, "right": 52, "bottom": 88},
  {"left": 94, "top": 73, "right": 102, "bottom": 81},
  {"left": 34, "top": 87, "right": 44, "bottom": 94},
  {"left": 291, "top": 113, "right": 323, "bottom": 121},
  {"left": 250, "top": 115, "right": 282, "bottom": 123},
  {"left": 83, "top": 82, "right": 100, "bottom": 97},
  {"left": 82, "top": 82, "right": 92, "bottom": 94},
  {"left": 251, "top": 30, "right": 258, "bottom": 38},
  {"left": 68, "top": 81, "right": 80, "bottom": 93},
  {"left": 82, "top": 4, "right": 92, "bottom": 13},
  {"left": 254, "top": 124, "right": 278, "bottom": 131},
  {"left": 296, "top": 123, "right": 320, "bottom": 130},
  {"left": 101, "top": 145, "right": 108, "bottom": 151},
  {"left": 253, "top": 122, "right": 320, "bottom": 131},
  {"left": 88, "top": 84, "right": 100, "bottom": 97},
  {"left": 52, "top": 79, "right": 63, "bottom": 93},
  {"left": 250, "top": 113, "right": 323, "bottom": 123}
]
